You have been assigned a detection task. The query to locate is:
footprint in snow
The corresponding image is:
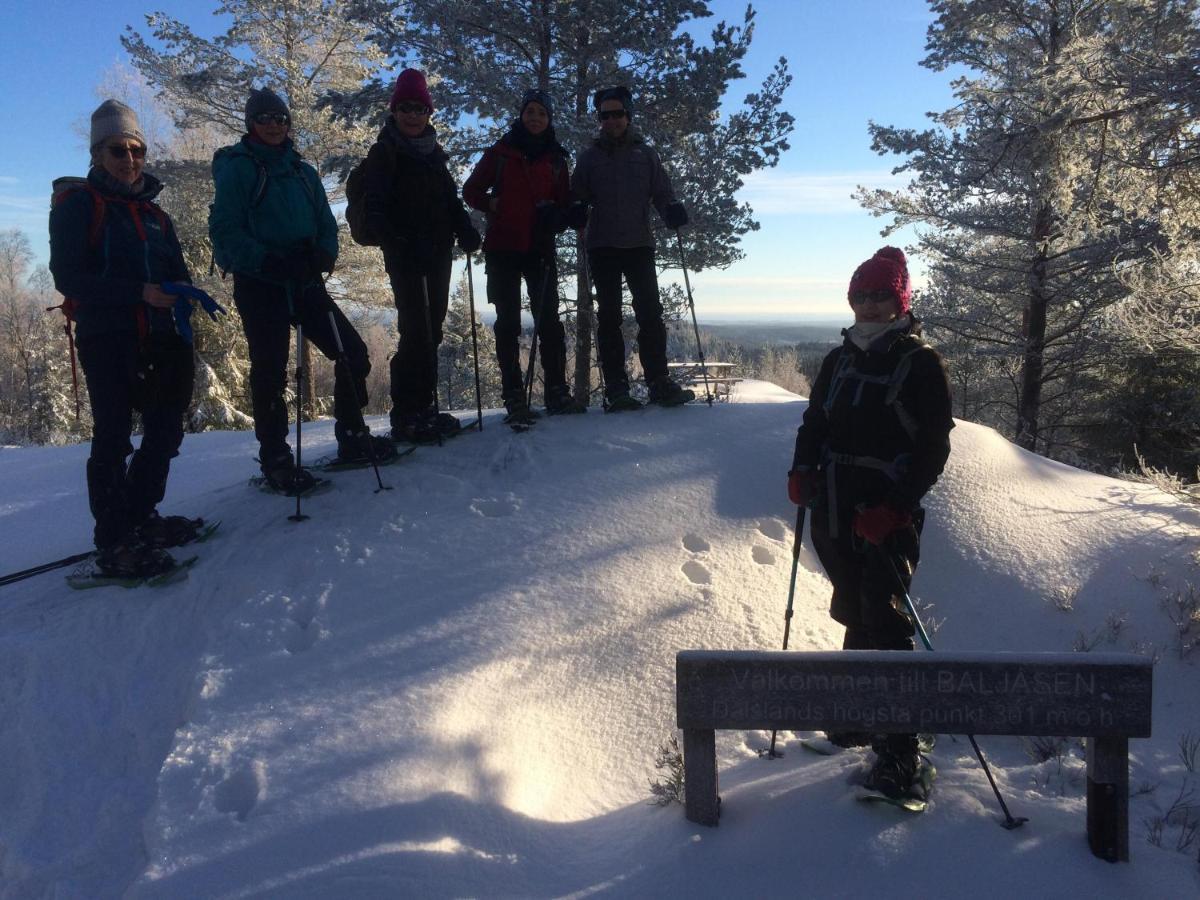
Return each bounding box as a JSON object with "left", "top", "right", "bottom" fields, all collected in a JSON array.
[
  {"left": 752, "top": 545, "right": 776, "bottom": 566},
  {"left": 213, "top": 761, "right": 266, "bottom": 822},
  {"left": 283, "top": 618, "right": 321, "bottom": 654},
  {"left": 757, "top": 518, "right": 788, "bottom": 542},
  {"left": 682, "top": 559, "right": 712, "bottom": 585},
  {"left": 682, "top": 533, "right": 711, "bottom": 553},
  {"left": 471, "top": 495, "right": 521, "bottom": 518}
]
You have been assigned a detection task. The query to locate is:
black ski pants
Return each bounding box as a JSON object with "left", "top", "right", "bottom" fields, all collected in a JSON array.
[
  {"left": 811, "top": 502, "right": 924, "bottom": 757},
  {"left": 233, "top": 274, "right": 370, "bottom": 460},
  {"left": 485, "top": 249, "right": 567, "bottom": 402},
  {"left": 383, "top": 251, "right": 453, "bottom": 425},
  {"left": 587, "top": 246, "right": 669, "bottom": 393},
  {"left": 79, "top": 329, "right": 194, "bottom": 550}
]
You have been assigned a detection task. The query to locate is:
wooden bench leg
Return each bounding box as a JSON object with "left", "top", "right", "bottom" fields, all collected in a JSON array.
[
  {"left": 1086, "top": 736, "right": 1129, "bottom": 862},
  {"left": 683, "top": 728, "right": 719, "bottom": 826}
]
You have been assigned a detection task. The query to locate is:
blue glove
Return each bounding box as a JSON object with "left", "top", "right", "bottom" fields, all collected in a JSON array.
[{"left": 163, "top": 282, "right": 226, "bottom": 344}]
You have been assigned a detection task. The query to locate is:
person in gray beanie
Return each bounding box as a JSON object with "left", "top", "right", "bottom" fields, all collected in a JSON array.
[{"left": 49, "top": 98, "right": 207, "bottom": 579}]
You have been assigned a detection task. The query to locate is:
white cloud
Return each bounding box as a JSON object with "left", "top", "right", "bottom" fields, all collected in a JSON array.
[
  {"left": 738, "top": 169, "right": 911, "bottom": 215},
  {"left": 0, "top": 176, "right": 19, "bottom": 186}
]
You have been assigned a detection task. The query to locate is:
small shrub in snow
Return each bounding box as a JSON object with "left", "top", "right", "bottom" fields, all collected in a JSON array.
[
  {"left": 1143, "top": 778, "right": 1198, "bottom": 853},
  {"left": 1181, "top": 732, "right": 1200, "bottom": 775},
  {"left": 1023, "top": 735, "right": 1070, "bottom": 765},
  {"left": 1049, "top": 585, "right": 1078, "bottom": 612},
  {"left": 648, "top": 734, "right": 685, "bottom": 806},
  {"left": 1160, "top": 583, "right": 1200, "bottom": 659}
]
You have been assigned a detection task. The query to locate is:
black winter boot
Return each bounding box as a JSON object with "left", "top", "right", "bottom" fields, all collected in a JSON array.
[
  {"left": 544, "top": 385, "right": 587, "bottom": 415},
  {"left": 504, "top": 397, "right": 541, "bottom": 426},
  {"left": 136, "top": 513, "right": 204, "bottom": 549},
  {"left": 647, "top": 375, "right": 695, "bottom": 407},
  {"left": 260, "top": 452, "right": 318, "bottom": 496},
  {"left": 865, "top": 750, "right": 923, "bottom": 799},
  {"left": 337, "top": 430, "right": 399, "bottom": 464}
]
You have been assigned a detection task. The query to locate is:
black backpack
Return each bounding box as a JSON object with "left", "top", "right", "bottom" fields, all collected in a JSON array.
[{"left": 344, "top": 159, "right": 378, "bottom": 247}]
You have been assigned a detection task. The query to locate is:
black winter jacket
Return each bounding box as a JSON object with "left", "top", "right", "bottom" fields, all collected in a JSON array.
[
  {"left": 362, "top": 121, "right": 473, "bottom": 268},
  {"left": 792, "top": 317, "right": 954, "bottom": 521},
  {"left": 49, "top": 169, "right": 190, "bottom": 341}
]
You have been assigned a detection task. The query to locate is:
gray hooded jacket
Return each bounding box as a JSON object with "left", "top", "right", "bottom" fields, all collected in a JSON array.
[{"left": 571, "top": 129, "right": 676, "bottom": 250}]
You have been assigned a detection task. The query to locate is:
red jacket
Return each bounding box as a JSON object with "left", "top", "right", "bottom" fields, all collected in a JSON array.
[{"left": 463, "top": 137, "right": 570, "bottom": 254}]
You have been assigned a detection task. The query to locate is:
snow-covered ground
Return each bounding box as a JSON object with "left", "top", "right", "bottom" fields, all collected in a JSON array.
[{"left": 1, "top": 380, "right": 1198, "bottom": 899}]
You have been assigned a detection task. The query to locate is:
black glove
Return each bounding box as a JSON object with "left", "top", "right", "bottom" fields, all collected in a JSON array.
[
  {"left": 402, "top": 234, "right": 437, "bottom": 273},
  {"left": 564, "top": 201, "right": 589, "bottom": 231},
  {"left": 535, "top": 203, "right": 565, "bottom": 236},
  {"left": 313, "top": 248, "right": 336, "bottom": 277},
  {"left": 663, "top": 201, "right": 688, "bottom": 230},
  {"left": 456, "top": 225, "right": 482, "bottom": 254},
  {"left": 259, "top": 253, "right": 295, "bottom": 283}
]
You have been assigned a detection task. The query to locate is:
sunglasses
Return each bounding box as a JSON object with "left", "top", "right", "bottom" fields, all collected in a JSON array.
[
  {"left": 394, "top": 102, "right": 430, "bottom": 115},
  {"left": 598, "top": 109, "right": 627, "bottom": 121},
  {"left": 252, "top": 113, "right": 290, "bottom": 126},
  {"left": 106, "top": 144, "right": 146, "bottom": 160},
  {"left": 850, "top": 290, "right": 898, "bottom": 306}
]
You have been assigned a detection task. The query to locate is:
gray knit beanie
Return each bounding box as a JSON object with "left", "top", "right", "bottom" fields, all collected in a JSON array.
[
  {"left": 90, "top": 99, "right": 145, "bottom": 150},
  {"left": 245, "top": 89, "right": 291, "bottom": 131}
]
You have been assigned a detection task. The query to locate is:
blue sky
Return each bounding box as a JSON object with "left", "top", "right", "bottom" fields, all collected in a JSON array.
[{"left": 1, "top": 1, "right": 956, "bottom": 322}]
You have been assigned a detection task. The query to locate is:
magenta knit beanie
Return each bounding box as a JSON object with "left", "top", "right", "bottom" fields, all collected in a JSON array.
[
  {"left": 389, "top": 69, "right": 434, "bottom": 113},
  {"left": 847, "top": 246, "right": 912, "bottom": 314}
]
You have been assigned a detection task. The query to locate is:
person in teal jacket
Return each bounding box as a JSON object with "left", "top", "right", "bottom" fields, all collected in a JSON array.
[{"left": 210, "top": 89, "right": 394, "bottom": 493}]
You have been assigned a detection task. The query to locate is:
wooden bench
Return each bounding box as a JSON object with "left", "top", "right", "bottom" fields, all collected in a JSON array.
[
  {"left": 667, "top": 361, "right": 741, "bottom": 400},
  {"left": 676, "top": 650, "right": 1153, "bottom": 861}
]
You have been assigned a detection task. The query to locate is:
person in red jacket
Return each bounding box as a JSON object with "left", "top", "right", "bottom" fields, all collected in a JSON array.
[{"left": 463, "top": 89, "right": 586, "bottom": 423}]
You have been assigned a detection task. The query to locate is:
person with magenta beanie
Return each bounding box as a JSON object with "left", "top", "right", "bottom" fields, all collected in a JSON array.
[
  {"left": 788, "top": 246, "right": 954, "bottom": 798},
  {"left": 360, "top": 68, "right": 481, "bottom": 443}
]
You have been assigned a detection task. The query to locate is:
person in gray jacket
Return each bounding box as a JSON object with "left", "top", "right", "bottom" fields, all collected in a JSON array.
[{"left": 570, "top": 86, "right": 694, "bottom": 411}]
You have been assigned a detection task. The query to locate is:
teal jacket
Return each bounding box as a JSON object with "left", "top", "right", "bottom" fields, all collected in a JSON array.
[{"left": 208, "top": 137, "right": 338, "bottom": 280}]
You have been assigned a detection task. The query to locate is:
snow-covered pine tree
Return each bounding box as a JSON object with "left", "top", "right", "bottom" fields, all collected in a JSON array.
[
  {"left": 439, "top": 275, "right": 502, "bottom": 413},
  {"left": 858, "top": 0, "right": 1200, "bottom": 461},
  {"left": 332, "top": 0, "right": 793, "bottom": 401}
]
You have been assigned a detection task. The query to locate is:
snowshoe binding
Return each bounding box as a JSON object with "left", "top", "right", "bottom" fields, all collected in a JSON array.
[
  {"left": 69, "top": 539, "right": 195, "bottom": 589},
  {"left": 135, "top": 513, "right": 218, "bottom": 549},
  {"left": 503, "top": 399, "right": 541, "bottom": 430},
  {"left": 335, "top": 431, "right": 400, "bottom": 466},
  {"left": 255, "top": 453, "right": 327, "bottom": 497},
  {"left": 859, "top": 751, "right": 935, "bottom": 812}
]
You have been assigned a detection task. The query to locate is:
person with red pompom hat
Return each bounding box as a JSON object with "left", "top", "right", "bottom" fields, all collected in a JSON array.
[{"left": 788, "top": 246, "right": 954, "bottom": 798}]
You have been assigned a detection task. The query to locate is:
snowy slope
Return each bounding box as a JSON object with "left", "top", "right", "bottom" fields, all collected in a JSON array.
[{"left": 1, "top": 381, "right": 1198, "bottom": 899}]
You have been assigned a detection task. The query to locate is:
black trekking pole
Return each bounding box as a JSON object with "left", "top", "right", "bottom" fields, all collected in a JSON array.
[
  {"left": 464, "top": 253, "right": 484, "bottom": 431},
  {"left": 1, "top": 550, "right": 95, "bottom": 588},
  {"left": 419, "top": 276, "right": 445, "bottom": 446},
  {"left": 524, "top": 256, "right": 554, "bottom": 409},
  {"left": 761, "top": 504, "right": 806, "bottom": 759},
  {"left": 327, "top": 311, "right": 391, "bottom": 493},
  {"left": 289, "top": 323, "right": 309, "bottom": 522},
  {"left": 675, "top": 230, "right": 713, "bottom": 407},
  {"left": 880, "top": 550, "right": 1029, "bottom": 830}
]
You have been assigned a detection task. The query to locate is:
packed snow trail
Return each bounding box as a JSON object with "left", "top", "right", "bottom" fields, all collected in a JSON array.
[{"left": 1, "top": 382, "right": 1197, "bottom": 898}]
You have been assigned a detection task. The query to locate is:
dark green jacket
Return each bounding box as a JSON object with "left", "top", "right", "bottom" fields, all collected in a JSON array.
[{"left": 208, "top": 137, "right": 337, "bottom": 281}]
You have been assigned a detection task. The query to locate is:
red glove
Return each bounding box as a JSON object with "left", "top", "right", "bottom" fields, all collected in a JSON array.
[
  {"left": 787, "top": 468, "right": 818, "bottom": 506},
  {"left": 853, "top": 504, "right": 912, "bottom": 545}
]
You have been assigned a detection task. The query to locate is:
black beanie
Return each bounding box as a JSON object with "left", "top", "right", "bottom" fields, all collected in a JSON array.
[
  {"left": 520, "top": 89, "right": 553, "bottom": 122},
  {"left": 592, "top": 86, "right": 633, "bottom": 114},
  {"left": 245, "top": 89, "right": 290, "bottom": 131}
]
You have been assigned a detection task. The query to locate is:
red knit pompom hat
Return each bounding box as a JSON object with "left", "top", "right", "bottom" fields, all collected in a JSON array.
[
  {"left": 847, "top": 246, "right": 912, "bottom": 314},
  {"left": 389, "top": 69, "right": 434, "bottom": 113}
]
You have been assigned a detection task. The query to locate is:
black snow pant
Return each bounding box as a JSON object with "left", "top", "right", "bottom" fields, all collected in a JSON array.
[
  {"left": 79, "top": 329, "right": 194, "bottom": 550},
  {"left": 485, "top": 249, "right": 567, "bottom": 403},
  {"left": 811, "top": 502, "right": 925, "bottom": 757},
  {"left": 382, "top": 251, "right": 453, "bottom": 426},
  {"left": 587, "top": 246, "right": 669, "bottom": 395},
  {"left": 233, "top": 274, "right": 370, "bottom": 461}
]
